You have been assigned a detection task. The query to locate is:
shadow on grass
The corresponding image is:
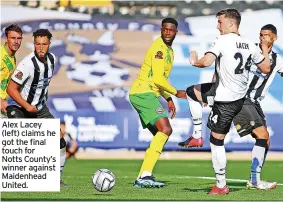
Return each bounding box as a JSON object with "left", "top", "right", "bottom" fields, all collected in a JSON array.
[
  {"left": 182, "top": 187, "right": 211, "bottom": 193},
  {"left": 93, "top": 193, "right": 114, "bottom": 196},
  {"left": 182, "top": 186, "right": 242, "bottom": 193},
  {"left": 227, "top": 182, "right": 247, "bottom": 187},
  {"left": 127, "top": 180, "right": 171, "bottom": 186}
]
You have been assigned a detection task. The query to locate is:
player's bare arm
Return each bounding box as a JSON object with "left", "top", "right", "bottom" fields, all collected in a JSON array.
[
  {"left": 160, "top": 90, "right": 177, "bottom": 119},
  {"left": 160, "top": 90, "right": 176, "bottom": 118},
  {"left": 189, "top": 51, "right": 216, "bottom": 68},
  {"left": 256, "top": 38, "right": 271, "bottom": 74},
  {"left": 7, "top": 80, "right": 38, "bottom": 113},
  {"left": 166, "top": 97, "right": 176, "bottom": 119},
  {"left": 0, "top": 98, "right": 8, "bottom": 113},
  {"left": 175, "top": 90, "right": 186, "bottom": 99}
]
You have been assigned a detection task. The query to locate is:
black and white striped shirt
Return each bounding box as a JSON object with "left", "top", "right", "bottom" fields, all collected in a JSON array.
[
  {"left": 247, "top": 50, "right": 283, "bottom": 102},
  {"left": 10, "top": 51, "right": 55, "bottom": 109}
]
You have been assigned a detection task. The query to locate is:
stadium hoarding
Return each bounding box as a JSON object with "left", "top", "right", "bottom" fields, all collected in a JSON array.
[
  {"left": 47, "top": 83, "right": 283, "bottom": 151},
  {"left": 51, "top": 110, "right": 283, "bottom": 151}
]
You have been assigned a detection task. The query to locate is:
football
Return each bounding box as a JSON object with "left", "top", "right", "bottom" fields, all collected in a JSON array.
[{"left": 92, "top": 168, "right": 115, "bottom": 192}]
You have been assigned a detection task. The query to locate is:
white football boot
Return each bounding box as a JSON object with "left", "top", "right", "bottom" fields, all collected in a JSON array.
[{"left": 246, "top": 180, "right": 277, "bottom": 190}]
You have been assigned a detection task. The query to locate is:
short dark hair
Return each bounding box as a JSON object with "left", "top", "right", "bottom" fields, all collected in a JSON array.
[
  {"left": 261, "top": 24, "right": 277, "bottom": 35},
  {"left": 162, "top": 18, "right": 178, "bottom": 28},
  {"left": 216, "top": 8, "right": 241, "bottom": 27},
  {"left": 33, "top": 29, "right": 53, "bottom": 40},
  {"left": 5, "top": 24, "right": 22, "bottom": 37}
]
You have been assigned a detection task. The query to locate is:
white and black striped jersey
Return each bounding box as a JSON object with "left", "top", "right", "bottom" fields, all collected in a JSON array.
[
  {"left": 206, "top": 33, "right": 265, "bottom": 102},
  {"left": 10, "top": 51, "right": 55, "bottom": 109},
  {"left": 247, "top": 49, "right": 283, "bottom": 102}
]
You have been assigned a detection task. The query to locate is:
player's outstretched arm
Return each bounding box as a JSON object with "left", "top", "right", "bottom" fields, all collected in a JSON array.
[
  {"left": 174, "top": 90, "right": 187, "bottom": 99},
  {"left": 160, "top": 90, "right": 172, "bottom": 101},
  {"left": 190, "top": 51, "right": 216, "bottom": 68}
]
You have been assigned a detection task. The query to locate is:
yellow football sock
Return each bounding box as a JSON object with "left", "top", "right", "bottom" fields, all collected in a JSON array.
[{"left": 138, "top": 132, "right": 168, "bottom": 178}]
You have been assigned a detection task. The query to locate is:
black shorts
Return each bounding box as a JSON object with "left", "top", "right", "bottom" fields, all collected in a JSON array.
[
  {"left": 186, "top": 83, "right": 216, "bottom": 105},
  {"left": 207, "top": 98, "right": 245, "bottom": 134},
  {"left": 233, "top": 98, "right": 266, "bottom": 137},
  {"left": 7, "top": 105, "right": 54, "bottom": 118},
  {"left": 200, "top": 83, "right": 216, "bottom": 106}
]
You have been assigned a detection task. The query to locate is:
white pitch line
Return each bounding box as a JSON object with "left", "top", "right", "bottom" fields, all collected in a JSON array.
[
  {"left": 178, "top": 176, "right": 283, "bottom": 186},
  {"left": 64, "top": 175, "right": 283, "bottom": 186}
]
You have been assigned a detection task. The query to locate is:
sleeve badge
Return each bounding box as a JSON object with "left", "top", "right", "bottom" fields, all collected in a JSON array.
[
  {"left": 15, "top": 71, "right": 23, "bottom": 80},
  {"left": 155, "top": 51, "right": 163, "bottom": 59}
]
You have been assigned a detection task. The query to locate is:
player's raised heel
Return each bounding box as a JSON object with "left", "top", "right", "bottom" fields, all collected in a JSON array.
[
  {"left": 246, "top": 180, "right": 277, "bottom": 190},
  {"left": 209, "top": 185, "right": 230, "bottom": 195},
  {"left": 178, "top": 136, "right": 204, "bottom": 148},
  {"left": 133, "top": 176, "right": 165, "bottom": 188}
]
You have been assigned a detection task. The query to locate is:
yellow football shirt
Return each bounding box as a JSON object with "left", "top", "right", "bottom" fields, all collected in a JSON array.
[
  {"left": 0, "top": 44, "right": 16, "bottom": 100},
  {"left": 129, "top": 37, "right": 176, "bottom": 99}
]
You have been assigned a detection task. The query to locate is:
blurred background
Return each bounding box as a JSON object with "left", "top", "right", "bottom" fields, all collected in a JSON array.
[{"left": 1, "top": 0, "right": 283, "bottom": 156}]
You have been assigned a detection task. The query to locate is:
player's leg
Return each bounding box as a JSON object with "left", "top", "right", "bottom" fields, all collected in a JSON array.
[
  {"left": 252, "top": 102, "right": 270, "bottom": 169},
  {"left": 130, "top": 93, "right": 169, "bottom": 188},
  {"left": 135, "top": 124, "right": 157, "bottom": 180},
  {"left": 59, "top": 129, "right": 67, "bottom": 187},
  {"left": 147, "top": 124, "right": 158, "bottom": 135},
  {"left": 179, "top": 83, "right": 215, "bottom": 148},
  {"left": 37, "top": 105, "right": 68, "bottom": 187},
  {"left": 186, "top": 84, "right": 203, "bottom": 137},
  {"left": 233, "top": 99, "right": 276, "bottom": 190},
  {"left": 209, "top": 131, "right": 228, "bottom": 195},
  {"left": 262, "top": 133, "right": 270, "bottom": 169},
  {"left": 135, "top": 117, "right": 171, "bottom": 188},
  {"left": 207, "top": 99, "right": 244, "bottom": 195},
  {"left": 139, "top": 117, "right": 171, "bottom": 178},
  {"left": 248, "top": 126, "right": 276, "bottom": 190}
]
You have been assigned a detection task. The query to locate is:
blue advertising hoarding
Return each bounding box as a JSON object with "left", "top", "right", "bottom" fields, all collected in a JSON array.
[{"left": 50, "top": 108, "right": 283, "bottom": 151}]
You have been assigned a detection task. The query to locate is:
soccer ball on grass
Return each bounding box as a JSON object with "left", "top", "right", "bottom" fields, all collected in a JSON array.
[{"left": 92, "top": 168, "right": 115, "bottom": 192}]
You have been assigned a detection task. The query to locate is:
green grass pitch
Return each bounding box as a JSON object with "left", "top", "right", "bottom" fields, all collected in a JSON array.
[{"left": 2, "top": 159, "right": 283, "bottom": 201}]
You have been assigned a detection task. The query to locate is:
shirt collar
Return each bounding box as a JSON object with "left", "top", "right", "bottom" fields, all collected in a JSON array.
[{"left": 4, "top": 43, "right": 15, "bottom": 57}]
